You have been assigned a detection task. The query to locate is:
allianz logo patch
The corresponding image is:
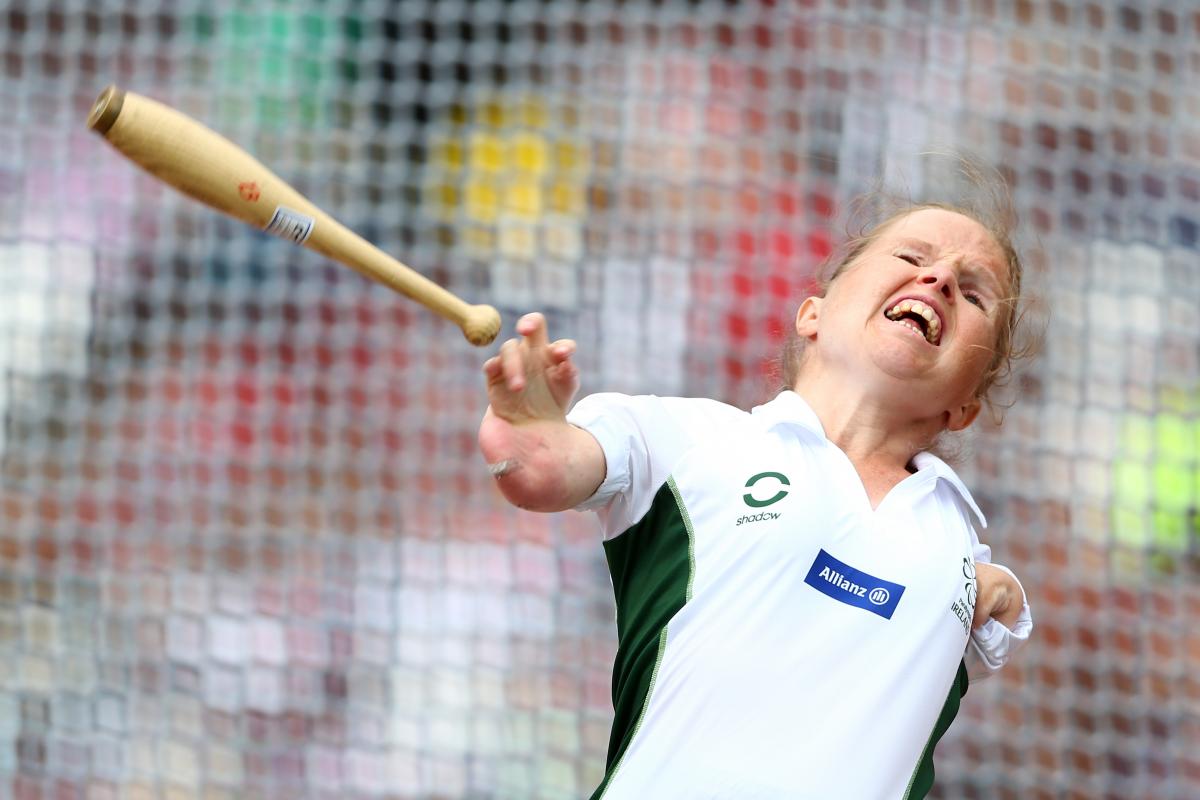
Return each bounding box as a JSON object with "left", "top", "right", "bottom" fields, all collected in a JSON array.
[{"left": 803, "top": 549, "right": 906, "bottom": 619}]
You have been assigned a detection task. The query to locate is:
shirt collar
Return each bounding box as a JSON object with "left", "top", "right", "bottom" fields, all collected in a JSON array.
[
  {"left": 751, "top": 391, "right": 988, "bottom": 528},
  {"left": 910, "top": 452, "right": 988, "bottom": 529},
  {"left": 750, "top": 390, "right": 826, "bottom": 438}
]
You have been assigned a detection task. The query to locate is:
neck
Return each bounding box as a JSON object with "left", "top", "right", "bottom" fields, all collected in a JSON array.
[{"left": 791, "top": 366, "right": 946, "bottom": 473}]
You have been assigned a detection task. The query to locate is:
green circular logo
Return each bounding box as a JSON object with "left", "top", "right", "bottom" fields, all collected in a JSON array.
[{"left": 743, "top": 471, "right": 791, "bottom": 508}]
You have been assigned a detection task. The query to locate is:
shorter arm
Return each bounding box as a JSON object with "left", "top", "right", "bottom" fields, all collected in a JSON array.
[{"left": 965, "top": 552, "right": 1033, "bottom": 682}]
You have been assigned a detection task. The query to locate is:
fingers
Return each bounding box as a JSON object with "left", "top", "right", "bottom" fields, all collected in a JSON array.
[
  {"left": 549, "top": 338, "right": 576, "bottom": 363},
  {"left": 483, "top": 314, "right": 577, "bottom": 399},
  {"left": 484, "top": 342, "right": 566, "bottom": 388},
  {"left": 499, "top": 337, "right": 526, "bottom": 391},
  {"left": 547, "top": 350, "right": 578, "bottom": 387},
  {"left": 482, "top": 355, "right": 504, "bottom": 384},
  {"left": 516, "top": 312, "right": 549, "bottom": 349}
]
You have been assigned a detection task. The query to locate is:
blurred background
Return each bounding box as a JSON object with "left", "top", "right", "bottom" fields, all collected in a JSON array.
[{"left": 2, "top": 0, "right": 1198, "bottom": 798}]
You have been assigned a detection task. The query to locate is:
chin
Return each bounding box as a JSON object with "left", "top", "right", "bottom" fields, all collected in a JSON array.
[
  {"left": 871, "top": 344, "right": 934, "bottom": 380},
  {"left": 868, "top": 360, "right": 950, "bottom": 407}
]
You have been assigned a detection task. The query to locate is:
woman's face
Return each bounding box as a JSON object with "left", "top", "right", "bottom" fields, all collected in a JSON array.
[{"left": 795, "top": 208, "right": 1010, "bottom": 430}]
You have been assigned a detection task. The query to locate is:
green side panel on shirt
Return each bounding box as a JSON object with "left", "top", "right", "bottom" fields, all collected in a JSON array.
[
  {"left": 590, "top": 478, "right": 695, "bottom": 800},
  {"left": 904, "top": 660, "right": 970, "bottom": 799}
]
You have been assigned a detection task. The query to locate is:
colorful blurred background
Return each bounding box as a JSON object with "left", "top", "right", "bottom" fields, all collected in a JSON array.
[{"left": 1, "top": 1, "right": 1198, "bottom": 798}]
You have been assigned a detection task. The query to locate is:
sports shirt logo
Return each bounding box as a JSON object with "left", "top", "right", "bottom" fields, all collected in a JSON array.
[
  {"left": 803, "top": 549, "right": 906, "bottom": 619},
  {"left": 743, "top": 471, "right": 790, "bottom": 508},
  {"left": 950, "top": 557, "right": 977, "bottom": 635}
]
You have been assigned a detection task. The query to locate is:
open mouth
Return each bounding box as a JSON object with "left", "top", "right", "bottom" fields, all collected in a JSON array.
[{"left": 883, "top": 299, "right": 942, "bottom": 346}]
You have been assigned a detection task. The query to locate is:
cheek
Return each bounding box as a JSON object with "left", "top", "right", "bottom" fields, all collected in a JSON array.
[
  {"left": 959, "top": 318, "right": 999, "bottom": 371},
  {"left": 826, "top": 275, "right": 882, "bottom": 321}
]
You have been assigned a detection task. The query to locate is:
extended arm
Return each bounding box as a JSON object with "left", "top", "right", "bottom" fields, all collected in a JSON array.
[{"left": 478, "top": 313, "right": 606, "bottom": 512}]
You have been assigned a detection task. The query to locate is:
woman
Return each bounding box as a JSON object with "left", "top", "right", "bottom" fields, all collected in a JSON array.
[{"left": 479, "top": 204, "right": 1032, "bottom": 799}]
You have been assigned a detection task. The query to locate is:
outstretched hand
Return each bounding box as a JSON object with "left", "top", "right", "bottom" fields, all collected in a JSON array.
[
  {"left": 477, "top": 312, "right": 594, "bottom": 505},
  {"left": 482, "top": 312, "right": 579, "bottom": 425}
]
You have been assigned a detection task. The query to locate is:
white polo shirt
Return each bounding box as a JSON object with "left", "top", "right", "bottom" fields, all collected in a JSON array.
[{"left": 567, "top": 391, "right": 1032, "bottom": 800}]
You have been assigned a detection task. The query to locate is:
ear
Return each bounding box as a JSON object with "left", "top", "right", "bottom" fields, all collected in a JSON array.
[
  {"left": 945, "top": 398, "right": 982, "bottom": 432},
  {"left": 794, "top": 296, "right": 822, "bottom": 340}
]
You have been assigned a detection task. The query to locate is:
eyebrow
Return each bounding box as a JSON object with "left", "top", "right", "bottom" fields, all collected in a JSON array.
[{"left": 893, "top": 237, "right": 933, "bottom": 255}]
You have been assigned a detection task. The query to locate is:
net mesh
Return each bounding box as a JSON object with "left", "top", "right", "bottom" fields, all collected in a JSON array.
[{"left": 2, "top": 1, "right": 1199, "bottom": 797}]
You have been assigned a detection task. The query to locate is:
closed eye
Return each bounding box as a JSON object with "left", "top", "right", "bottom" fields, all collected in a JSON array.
[{"left": 896, "top": 253, "right": 922, "bottom": 266}]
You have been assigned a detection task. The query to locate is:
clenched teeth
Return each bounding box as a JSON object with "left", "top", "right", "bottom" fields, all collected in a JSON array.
[{"left": 884, "top": 299, "right": 942, "bottom": 345}]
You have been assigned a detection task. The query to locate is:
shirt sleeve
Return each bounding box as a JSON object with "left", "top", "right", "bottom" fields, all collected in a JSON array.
[
  {"left": 965, "top": 538, "right": 1034, "bottom": 682},
  {"left": 564, "top": 393, "right": 652, "bottom": 514},
  {"left": 565, "top": 393, "right": 741, "bottom": 538}
]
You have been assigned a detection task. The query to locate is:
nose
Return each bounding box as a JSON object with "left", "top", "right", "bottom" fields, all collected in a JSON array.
[{"left": 918, "top": 263, "right": 957, "bottom": 301}]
